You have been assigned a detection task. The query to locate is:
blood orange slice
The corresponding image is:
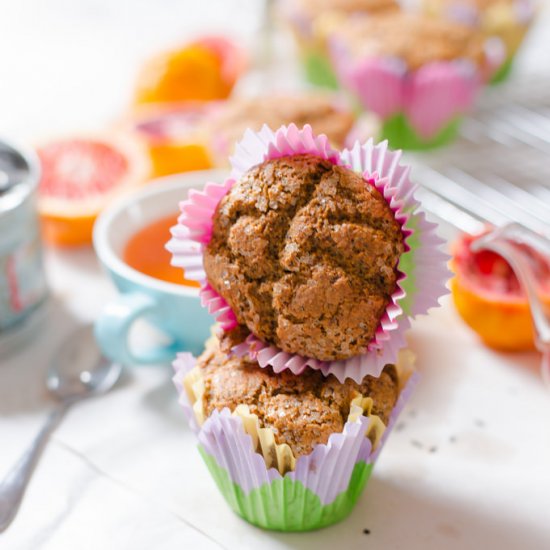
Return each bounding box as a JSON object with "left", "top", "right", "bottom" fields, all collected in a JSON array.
[
  {"left": 37, "top": 135, "right": 148, "bottom": 246},
  {"left": 450, "top": 231, "right": 550, "bottom": 351},
  {"left": 132, "top": 103, "right": 213, "bottom": 177}
]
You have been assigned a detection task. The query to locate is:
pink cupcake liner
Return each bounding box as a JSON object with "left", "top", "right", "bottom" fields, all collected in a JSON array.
[
  {"left": 168, "top": 223, "right": 206, "bottom": 282},
  {"left": 200, "top": 283, "right": 238, "bottom": 332},
  {"left": 406, "top": 61, "right": 479, "bottom": 138},
  {"left": 329, "top": 36, "right": 505, "bottom": 139},
  {"left": 340, "top": 140, "right": 451, "bottom": 318},
  {"left": 232, "top": 316, "right": 410, "bottom": 383},
  {"left": 172, "top": 352, "right": 419, "bottom": 503},
  {"left": 167, "top": 125, "right": 449, "bottom": 382},
  {"left": 229, "top": 123, "right": 342, "bottom": 180}
]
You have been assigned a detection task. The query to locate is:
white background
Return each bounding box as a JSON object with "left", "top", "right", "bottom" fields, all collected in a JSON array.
[{"left": 1, "top": 1, "right": 550, "bottom": 549}]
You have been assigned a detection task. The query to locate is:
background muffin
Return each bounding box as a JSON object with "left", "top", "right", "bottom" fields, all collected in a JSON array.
[
  {"left": 336, "top": 12, "right": 488, "bottom": 69},
  {"left": 422, "top": 0, "right": 536, "bottom": 82},
  {"left": 205, "top": 93, "right": 355, "bottom": 164},
  {"left": 203, "top": 154, "right": 404, "bottom": 361},
  {"left": 328, "top": 12, "right": 503, "bottom": 149},
  {"left": 278, "top": 0, "right": 399, "bottom": 87}
]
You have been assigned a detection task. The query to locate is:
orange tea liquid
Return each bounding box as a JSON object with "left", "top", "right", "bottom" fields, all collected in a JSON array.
[{"left": 123, "top": 214, "right": 199, "bottom": 287}]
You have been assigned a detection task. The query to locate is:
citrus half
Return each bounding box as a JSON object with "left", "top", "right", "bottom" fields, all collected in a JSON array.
[
  {"left": 37, "top": 135, "right": 149, "bottom": 246},
  {"left": 450, "top": 231, "right": 550, "bottom": 351}
]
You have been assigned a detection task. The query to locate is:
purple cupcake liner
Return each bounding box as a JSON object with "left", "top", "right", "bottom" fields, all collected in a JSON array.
[{"left": 172, "top": 351, "right": 419, "bottom": 503}]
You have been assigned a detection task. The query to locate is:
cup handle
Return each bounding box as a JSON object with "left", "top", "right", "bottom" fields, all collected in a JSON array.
[{"left": 94, "top": 292, "right": 179, "bottom": 366}]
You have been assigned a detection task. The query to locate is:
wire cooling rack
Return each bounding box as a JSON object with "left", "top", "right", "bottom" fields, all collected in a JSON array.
[
  {"left": 408, "top": 72, "right": 550, "bottom": 237},
  {"left": 404, "top": 2, "right": 550, "bottom": 235}
]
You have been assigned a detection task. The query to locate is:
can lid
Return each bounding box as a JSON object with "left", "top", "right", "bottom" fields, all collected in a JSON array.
[{"left": 0, "top": 139, "right": 40, "bottom": 215}]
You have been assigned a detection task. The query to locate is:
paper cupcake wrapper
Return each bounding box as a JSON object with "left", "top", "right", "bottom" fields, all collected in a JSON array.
[
  {"left": 173, "top": 351, "right": 419, "bottom": 531},
  {"left": 329, "top": 35, "right": 505, "bottom": 139},
  {"left": 167, "top": 125, "right": 449, "bottom": 382},
  {"left": 380, "top": 114, "right": 462, "bottom": 151},
  {"left": 231, "top": 317, "right": 409, "bottom": 383},
  {"left": 232, "top": 139, "right": 449, "bottom": 381}
]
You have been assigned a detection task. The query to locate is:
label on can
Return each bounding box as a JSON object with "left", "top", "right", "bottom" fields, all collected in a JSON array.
[
  {"left": 0, "top": 227, "right": 47, "bottom": 331},
  {"left": 0, "top": 140, "right": 48, "bottom": 335}
]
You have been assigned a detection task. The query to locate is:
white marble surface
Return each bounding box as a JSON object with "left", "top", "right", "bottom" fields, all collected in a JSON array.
[
  {"left": 1, "top": 1, "right": 550, "bottom": 549},
  {"left": 2, "top": 247, "right": 550, "bottom": 549}
]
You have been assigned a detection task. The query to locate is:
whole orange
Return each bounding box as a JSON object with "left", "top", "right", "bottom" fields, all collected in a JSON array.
[{"left": 134, "top": 37, "right": 247, "bottom": 105}]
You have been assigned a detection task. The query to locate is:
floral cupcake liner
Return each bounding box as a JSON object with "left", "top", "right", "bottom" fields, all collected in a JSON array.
[
  {"left": 173, "top": 350, "right": 419, "bottom": 531},
  {"left": 167, "top": 124, "right": 449, "bottom": 382},
  {"left": 328, "top": 36, "right": 505, "bottom": 147}
]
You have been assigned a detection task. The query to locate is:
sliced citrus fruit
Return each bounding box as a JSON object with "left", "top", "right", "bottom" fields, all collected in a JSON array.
[
  {"left": 134, "top": 35, "right": 247, "bottom": 105},
  {"left": 37, "top": 135, "right": 149, "bottom": 246},
  {"left": 450, "top": 231, "right": 550, "bottom": 351},
  {"left": 132, "top": 103, "right": 213, "bottom": 177}
]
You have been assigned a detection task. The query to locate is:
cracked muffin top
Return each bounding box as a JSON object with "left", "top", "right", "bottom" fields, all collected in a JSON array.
[
  {"left": 198, "top": 335, "right": 400, "bottom": 458},
  {"left": 203, "top": 154, "right": 404, "bottom": 361}
]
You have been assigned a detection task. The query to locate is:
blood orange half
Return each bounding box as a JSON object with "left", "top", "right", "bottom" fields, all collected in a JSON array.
[
  {"left": 450, "top": 231, "right": 550, "bottom": 351},
  {"left": 37, "top": 135, "right": 148, "bottom": 246},
  {"left": 132, "top": 103, "right": 213, "bottom": 177}
]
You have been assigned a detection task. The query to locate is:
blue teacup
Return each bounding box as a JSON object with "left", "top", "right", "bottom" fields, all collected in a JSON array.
[{"left": 93, "top": 171, "right": 225, "bottom": 365}]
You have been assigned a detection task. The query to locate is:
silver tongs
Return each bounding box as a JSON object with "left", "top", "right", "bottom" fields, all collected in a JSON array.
[{"left": 471, "top": 223, "right": 550, "bottom": 385}]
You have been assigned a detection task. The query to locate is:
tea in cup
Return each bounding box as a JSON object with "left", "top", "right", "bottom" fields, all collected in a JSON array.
[{"left": 93, "top": 172, "right": 224, "bottom": 365}]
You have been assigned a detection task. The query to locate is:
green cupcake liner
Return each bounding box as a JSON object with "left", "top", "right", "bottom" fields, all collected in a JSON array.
[
  {"left": 302, "top": 50, "right": 340, "bottom": 90},
  {"left": 380, "top": 113, "right": 461, "bottom": 151},
  {"left": 200, "top": 447, "right": 373, "bottom": 532},
  {"left": 490, "top": 56, "right": 514, "bottom": 85}
]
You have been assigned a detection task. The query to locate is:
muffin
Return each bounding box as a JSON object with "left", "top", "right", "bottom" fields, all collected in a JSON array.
[
  {"left": 422, "top": 0, "right": 536, "bottom": 83},
  {"left": 169, "top": 125, "right": 449, "bottom": 531},
  {"left": 168, "top": 124, "right": 450, "bottom": 381},
  {"left": 173, "top": 336, "right": 415, "bottom": 531},
  {"left": 197, "top": 334, "right": 399, "bottom": 461},
  {"left": 203, "top": 154, "right": 404, "bottom": 361},
  {"left": 205, "top": 94, "right": 355, "bottom": 165},
  {"left": 278, "top": 0, "right": 399, "bottom": 88},
  {"left": 328, "top": 12, "right": 504, "bottom": 149}
]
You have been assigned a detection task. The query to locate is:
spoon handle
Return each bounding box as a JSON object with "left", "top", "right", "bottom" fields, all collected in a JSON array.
[{"left": 0, "top": 404, "right": 68, "bottom": 532}]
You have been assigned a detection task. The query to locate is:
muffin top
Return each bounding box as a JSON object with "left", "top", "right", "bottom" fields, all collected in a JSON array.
[
  {"left": 204, "top": 154, "right": 404, "bottom": 361},
  {"left": 207, "top": 94, "right": 354, "bottom": 156},
  {"left": 297, "top": 0, "right": 399, "bottom": 16},
  {"left": 334, "top": 12, "right": 488, "bottom": 70},
  {"left": 430, "top": 0, "right": 520, "bottom": 9},
  {"left": 198, "top": 335, "right": 399, "bottom": 458}
]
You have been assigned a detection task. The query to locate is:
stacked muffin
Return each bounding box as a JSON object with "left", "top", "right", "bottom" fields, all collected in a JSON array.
[{"left": 168, "top": 124, "right": 449, "bottom": 530}]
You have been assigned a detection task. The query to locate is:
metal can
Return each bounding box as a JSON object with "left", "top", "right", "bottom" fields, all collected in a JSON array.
[{"left": 0, "top": 138, "right": 48, "bottom": 350}]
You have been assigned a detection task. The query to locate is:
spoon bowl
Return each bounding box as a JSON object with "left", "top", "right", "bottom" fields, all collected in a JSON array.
[{"left": 46, "top": 325, "right": 122, "bottom": 401}]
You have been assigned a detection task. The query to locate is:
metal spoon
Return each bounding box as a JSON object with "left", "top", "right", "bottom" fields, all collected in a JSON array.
[{"left": 0, "top": 325, "right": 122, "bottom": 532}]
